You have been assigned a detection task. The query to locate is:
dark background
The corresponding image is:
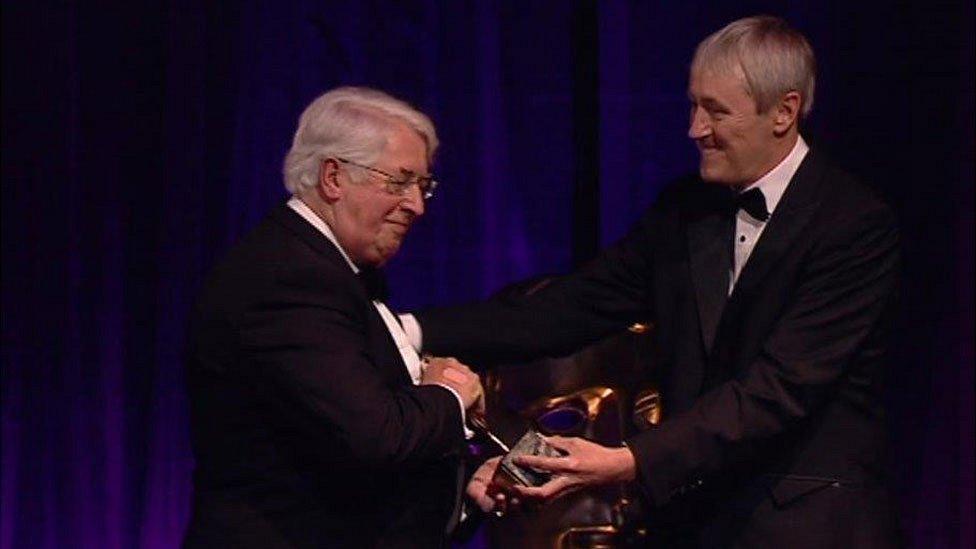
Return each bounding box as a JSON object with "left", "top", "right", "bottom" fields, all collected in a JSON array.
[{"left": 2, "top": 1, "right": 972, "bottom": 547}]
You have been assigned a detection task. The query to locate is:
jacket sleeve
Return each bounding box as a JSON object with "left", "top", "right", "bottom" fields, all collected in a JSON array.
[
  {"left": 625, "top": 203, "right": 900, "bottom": 506},
  {"left": 237, "top": 264, "right": 464, "bottom": 471},
  {"left": 417, "top": 202, "right": 665, "bottom": 365}
]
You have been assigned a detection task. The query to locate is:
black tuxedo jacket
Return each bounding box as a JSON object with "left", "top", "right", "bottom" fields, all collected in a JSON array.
[
  {"left": 183, "top": 204, "right": 465, "bottom": 549},
  {"left": 418, "top": 150, "right": 902, "bottom": 548}
]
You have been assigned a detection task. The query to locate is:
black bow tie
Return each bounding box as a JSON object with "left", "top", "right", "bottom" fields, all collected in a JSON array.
[
  {"left": 734, "top": 188, "right": 770, "bottom": 221},
  {"left": 357, "top": 267, "right": 389, "bottom": 301}
]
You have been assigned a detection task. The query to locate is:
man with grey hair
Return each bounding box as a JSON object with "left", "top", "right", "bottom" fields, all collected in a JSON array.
[
  {"left": 184, "top": 86, "right": 483, "bottom": 548},
  {"left": 424, "top": 16, "right": 902, "bottom": 547}
]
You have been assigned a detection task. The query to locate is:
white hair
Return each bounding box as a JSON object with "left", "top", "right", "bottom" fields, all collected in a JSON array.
[
  {"left": 282, "top": 86, "right": 439, "bottom": 195},
  {"left": 692, "top": 15, "right": 816, "bottom": 118}
]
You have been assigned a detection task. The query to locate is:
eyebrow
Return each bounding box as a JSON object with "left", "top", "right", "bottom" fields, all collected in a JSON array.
[
  {"left": 701, "top": 97, "right": 727, "bottom": 108},
  {"left": 397, "top": 167, "right": 433, "bottom": 179},
  {"left": 690, "top": 93, "right": 730, "bottom": 111}
]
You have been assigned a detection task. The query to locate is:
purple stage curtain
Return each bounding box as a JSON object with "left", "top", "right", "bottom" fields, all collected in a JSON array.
[{"left": 2, "top": 1, "right": 972, "bottom": 548}]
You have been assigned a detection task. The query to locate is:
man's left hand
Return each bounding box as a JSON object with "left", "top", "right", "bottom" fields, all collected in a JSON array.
[{"left": 511, "top": 436, "right": 636, "bottom": 503}]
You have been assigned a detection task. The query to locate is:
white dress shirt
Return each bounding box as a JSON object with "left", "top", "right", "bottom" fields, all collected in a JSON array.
[
  {"left": 730, "top": 136, "right": 809, "bottom": 294},
  {"left": 286, "top": 197, "right": 470, "bottom": 432}
]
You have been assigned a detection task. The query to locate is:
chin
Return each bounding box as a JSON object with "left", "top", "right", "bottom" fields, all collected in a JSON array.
[
  {"left": 371, "top": 245, "right": 401, "bottom": 266},
  {"left": 700, "top": 165, "right": 733, "bottom": 186}
]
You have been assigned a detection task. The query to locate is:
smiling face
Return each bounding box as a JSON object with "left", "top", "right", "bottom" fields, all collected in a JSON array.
[
  {"left": 687, "top": 67, "right": 785, "bottom": 187},
  {"left": 325, "top": 122, "right": 428, "bottom": 267}
]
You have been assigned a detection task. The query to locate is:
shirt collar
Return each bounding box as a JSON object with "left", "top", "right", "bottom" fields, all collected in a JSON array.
[
  {"left": 740, "top": 135, "right": 809, "bottom": 216},
  {"left": 287, "top": 196, "right": 360, "bottom": 274}
]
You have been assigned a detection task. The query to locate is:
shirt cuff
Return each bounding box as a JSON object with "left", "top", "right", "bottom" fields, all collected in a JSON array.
[
  {"left": 433, "top": 382, "right": 475, "bottom": 440},
  {"left": 399, "top": 313, "right": 423, "bottom": 352}
]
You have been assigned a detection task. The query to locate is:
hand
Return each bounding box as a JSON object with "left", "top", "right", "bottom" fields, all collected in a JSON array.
[
  {"left": 466, "top": 456, "right": 502, "bottom": 512},
  {"left": 420, "top": 357, "right": 483, "bottom": 410},
  {"left": 511, "top": 436, "right": 636, "bottom": 504},
  {"left": 465, "top": 456, "right": 521, "bottom": 516}
]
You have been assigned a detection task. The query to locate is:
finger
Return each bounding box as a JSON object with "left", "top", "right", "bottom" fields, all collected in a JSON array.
[
  {"left": 470, "top": 488, "right": 494, "bottom": 512},
  {"left": 512, "top": 475, "right": 574, "bottom": 501},
  {"left": 515, "top": 454, "right": 571, "bottom": 473},
  {"left": 541, "top": 435, "right": 576, "bottom": 452},
  {"left": 467, "top": 475, "right": 488, "bottom": 497},
  {"left": 475, "top": 493, "right": 495, "bottom": 513},
  {"left": 542, "top": 476, "right": 579, "bottom": 502},
  {"left": 499, "top": 492, "right": 523, "bottom": 514},
  {"left": 512, "top": 482, "right": 548, "bottom": 500},
  {"left": 494, "top": 492, "right": 507, "bottom": 505},
  {"left": 493, "top": 492, "right": 508, "bottom": 517}
]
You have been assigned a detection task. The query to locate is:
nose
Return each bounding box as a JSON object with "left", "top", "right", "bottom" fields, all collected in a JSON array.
[
  {"left": 688, "top": 106, "right": 711, "bottom": 140},
  {"left": 399, "top": 183, "right": 425, "bottom": 217}
]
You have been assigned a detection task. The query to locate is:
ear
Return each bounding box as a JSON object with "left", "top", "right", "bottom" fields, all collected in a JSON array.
[
  {"left": 317, "top": 158, "right": 343, "bottom": 202},
  {"left": 772, "top": 91, "right": 801, "bottom": 136}
]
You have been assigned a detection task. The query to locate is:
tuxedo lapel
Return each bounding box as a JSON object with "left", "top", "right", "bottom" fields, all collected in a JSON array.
[
  {"left": 725, "top": 149, "right": 826, "bottom": 316},
  {"left": 686, "top": 188, "right": 734, "bottom": 355},
  {"left": 269, "top": 203, "right": 412, "bottom": 386}
]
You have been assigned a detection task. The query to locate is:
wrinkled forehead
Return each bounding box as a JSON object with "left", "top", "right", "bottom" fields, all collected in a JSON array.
[
  {"left": 688, "top": 62, "right": 752, "bottom": 100},
  {"left": 381, "top": 115, "right": 434, "bottom": 166},
  {"left": 375, "top": 121, "right": 431, "bottom": 172}
]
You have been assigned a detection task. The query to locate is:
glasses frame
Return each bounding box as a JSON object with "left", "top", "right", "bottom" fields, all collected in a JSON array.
[{"left": 335, "top": 157, "right": 438, "bottom": 200}]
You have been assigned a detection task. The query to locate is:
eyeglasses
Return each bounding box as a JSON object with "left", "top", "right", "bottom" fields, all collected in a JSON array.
[{"left": 336, "top": 157, "right": 439, "bottom": 200}]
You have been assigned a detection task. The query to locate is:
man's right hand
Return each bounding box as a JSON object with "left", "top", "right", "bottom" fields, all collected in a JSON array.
[
  {"left": 420, "top": 357, "right": 484, "bottom": 413},
  {"left": 466, "top": 456, "right": 503, "bottom": 512}
]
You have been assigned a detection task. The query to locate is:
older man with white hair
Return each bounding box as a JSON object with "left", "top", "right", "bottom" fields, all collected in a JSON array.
[{"left": 183, "top": 87, "right": 482, "bottom": 548}]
